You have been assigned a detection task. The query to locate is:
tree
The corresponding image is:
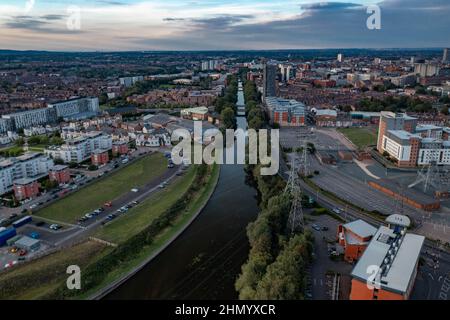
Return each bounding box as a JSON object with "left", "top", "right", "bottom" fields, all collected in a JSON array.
[
  {"left": 442, "top": 106, "right": 449, "bottom": 115},
  {"left": 15, "top": 137, "right": 25, "bottom": 147},
  {"left": 68, "top": 162, "right": 78, "bottom": 169},
  {"left": 221, "top": 107, "right": 236, "bottom": 129},
  {"left": 88, "top": 164, "right": 98, "bottom": 171}
]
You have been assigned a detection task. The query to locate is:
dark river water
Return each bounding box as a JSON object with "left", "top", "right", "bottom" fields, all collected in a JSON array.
[{"left": 106, "top": 88, "right": 259, "bottom": 299}]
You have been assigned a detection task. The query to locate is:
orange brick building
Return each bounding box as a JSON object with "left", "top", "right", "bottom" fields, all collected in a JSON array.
[
  {"left": 91, "top": 149, "right": 109, "bottom": 166},
  {"left": 49, "top": 165, "right": 71, "bottom": 184},
  {"left": 13, "top": 178, "right": 40, "bottom": 200},
  {"left": 338, "top": 220, "right": 377, "bottom": 263},
  {"left": 350, "top": 221, "right": 424, "bottom": 300},
  {"left": 112, "top": 141, "right": 129, "bottom": 156}
]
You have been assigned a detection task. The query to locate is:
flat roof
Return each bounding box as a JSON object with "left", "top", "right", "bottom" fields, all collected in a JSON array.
[
  {"left": 351, "top": 226, "right": 425, "bottom": 294},
  {"left": 388, "top": 130, "right": 422, "bottom": 141},
  {"left": 15, "top": 235, "right": 40, "bottom": 247},
  {"left": 385, "top": 214, "right": 411, "bottom": 228},
  {"left": 344, "top": 219, "right": 377, "bottom": 239},
  {"left": 50, "top": 164, "right": 68, "bottom": 171},
  {"left": 372, "top": 179, "right": 440, "bottom": 205}
]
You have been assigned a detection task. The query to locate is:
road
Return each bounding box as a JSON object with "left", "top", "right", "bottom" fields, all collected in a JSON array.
[{"left": 279, "top": 155, "right": 450, "bottom": 299}]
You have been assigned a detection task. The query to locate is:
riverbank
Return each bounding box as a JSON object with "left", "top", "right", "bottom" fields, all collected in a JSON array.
[
  {"left": 0, "top": 164, "right": 220, "bottom": 299},
  {"left": 88, "top": 164, "right": 220, "bottom": 299}
]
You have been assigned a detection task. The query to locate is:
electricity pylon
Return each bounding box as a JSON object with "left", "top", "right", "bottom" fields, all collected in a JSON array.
[{"left": 284, "top": 158, "right": 304, "bottom": 234}]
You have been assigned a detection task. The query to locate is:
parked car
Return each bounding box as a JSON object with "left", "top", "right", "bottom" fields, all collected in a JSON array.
[
  {"left": 104, "top": 201, "right": 112, "bottom": 207},
  {"left": 18, "top": 249, "right": 27, "bottom": 256},
  {"left": 49, "top": 224, "right": 61, "bottom": 230},
  {"left": 35, "top": 221, "right": 45, "bottom": 227},
  {"left": 29, "top": 232, "right": 40, "bottom": 239},
  {"left": 312, "top": 224, "right": 321, "bottom": 231},
  {"left": 9, "top": 247, "right": 18, "bottom": 254},
  {"left": 85, "top": 213, "right": 93, "bottom": 219},
  {"left": 321, "top": 226, "right": 329, "bottom": 231},
  {"left": 131, "top": 188, "right": 139, "bottom": 193}
]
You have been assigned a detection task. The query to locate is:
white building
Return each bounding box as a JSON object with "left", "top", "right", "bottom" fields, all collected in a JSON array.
[
  {"left": 2, "top": 108, "right": 56, "bottom": 131},
  {"left": 119, "top": 76, "right": 144, "bottom": 87},
  {"left": 45, "top": 131, "right": 112, "bottom": 163},
  {"left": 0, "top": 152, "right": 54, "bottom": 195},
  {"left": 47, "top": 97, "right": 100, "bottom": 120}
]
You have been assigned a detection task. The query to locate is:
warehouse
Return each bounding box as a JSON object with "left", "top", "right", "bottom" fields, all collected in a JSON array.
[
  {"left": 368, "top": 179, "right": 440, "bottom": 211},
  {"left": 14, "top": 236, "right": 41, "bottom": 252}
]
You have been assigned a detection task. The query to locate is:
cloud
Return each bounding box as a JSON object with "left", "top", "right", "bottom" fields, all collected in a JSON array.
[
  {"left": 3, "top": 15, "right": 83, "bottom": 34},
  {"left": 0, "top": 0, "right": 449, "bottom": 50},
  {"left": 300, "top": 2, "right": 362, "bottom": 11}
]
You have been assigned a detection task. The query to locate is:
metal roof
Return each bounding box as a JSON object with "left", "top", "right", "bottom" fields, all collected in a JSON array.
[
  {"left": 343, "top": 219, "right": 377, "bottom": 239},
  {"left": 351, "top": 226, "right": 424, "bottom": 294}
]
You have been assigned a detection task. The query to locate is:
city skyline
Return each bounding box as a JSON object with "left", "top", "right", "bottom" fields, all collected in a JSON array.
[{"left": 0, "top": 0, "right": 449, "bottom": 51}]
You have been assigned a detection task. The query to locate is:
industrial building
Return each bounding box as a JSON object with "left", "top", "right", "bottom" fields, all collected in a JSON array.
[
  {"left": 350, "top": 215, "right": 424, "bottom": 300},
  {"left": 368, "top": 179, "right": 440, "bottom": 211}
]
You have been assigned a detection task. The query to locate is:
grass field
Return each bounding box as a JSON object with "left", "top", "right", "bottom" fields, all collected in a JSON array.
[
  {"left": 35, "top": 153, "right": 167, "bottom": 223},
  {"left": 95, "top": 166, "right": 198, "bottom": 243},
  {"left": 337, "top": 127, "right": 378, "bottom": 149},
  {"left": 0, "top": 241, "right": 111, "bottom": 300}
]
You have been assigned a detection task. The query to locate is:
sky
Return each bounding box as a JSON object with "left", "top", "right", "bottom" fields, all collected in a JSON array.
[{"left": 0, "top": 0, "right": 449, "bottom": 51}]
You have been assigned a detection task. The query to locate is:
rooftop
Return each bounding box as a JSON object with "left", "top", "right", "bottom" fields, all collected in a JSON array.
[
  {"left": 343, "top": 219, "right": 377, "bottom": 239},
  {"left": 351, "top": 226, "right": 424, "bottom": 294},
  {"left": 385, "top": 214, "right": 411, "bottom": 228}
]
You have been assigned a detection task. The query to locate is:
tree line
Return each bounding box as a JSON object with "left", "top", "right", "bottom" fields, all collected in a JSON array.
[{"left": 236, "top": 163, "right": 313, "bottom": 300}]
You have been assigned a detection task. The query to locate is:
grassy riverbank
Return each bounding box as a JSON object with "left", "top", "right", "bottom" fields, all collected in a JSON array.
[
  {"left": 0, "top": 164, "right": 219, "bottom": 300},
  {"left": 36, "top": 152, "right": 167, "bottom": 223}
]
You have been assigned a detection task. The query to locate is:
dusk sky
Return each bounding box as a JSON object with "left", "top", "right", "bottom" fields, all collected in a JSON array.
[{"left": 0, "top": 0, "right": 449, "bottom": 51}]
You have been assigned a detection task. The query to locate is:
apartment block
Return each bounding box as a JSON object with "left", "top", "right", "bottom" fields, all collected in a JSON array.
[
  {"left": 265, "top": 97, "right": 305, "bottom": 127},
  {"left": 45, "top": 131, "right": 112, "bottom": 163},
  {"left": 47, "top": 97, "right": 100, "bottom": 120},
  {"left": 0, "top": 152, "right": 54, "bottom": 196},
  {"left": 49, "top": 165, "right": 71, "bottom": 184}
]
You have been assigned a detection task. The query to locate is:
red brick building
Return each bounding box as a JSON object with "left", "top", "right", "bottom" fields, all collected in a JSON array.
[
  {"left": 338, "top": 220, "right": 377, "bottom": 263},
  {"left": 13, "top": 178, "right": 40, "bottom": 200},
  {"left": 91, "top": 150, "right": 109, "bottom": 166},
  {"left": 49, "top": 165, "right": 71, "bottom": 184},
  {"left": 112, "top": 141, "right": 129, "bottom": 156}
]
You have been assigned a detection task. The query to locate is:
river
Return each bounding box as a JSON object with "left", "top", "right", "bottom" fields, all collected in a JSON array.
[{"left": 105, "top": 83, "right": 258, "bottom": 299}]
